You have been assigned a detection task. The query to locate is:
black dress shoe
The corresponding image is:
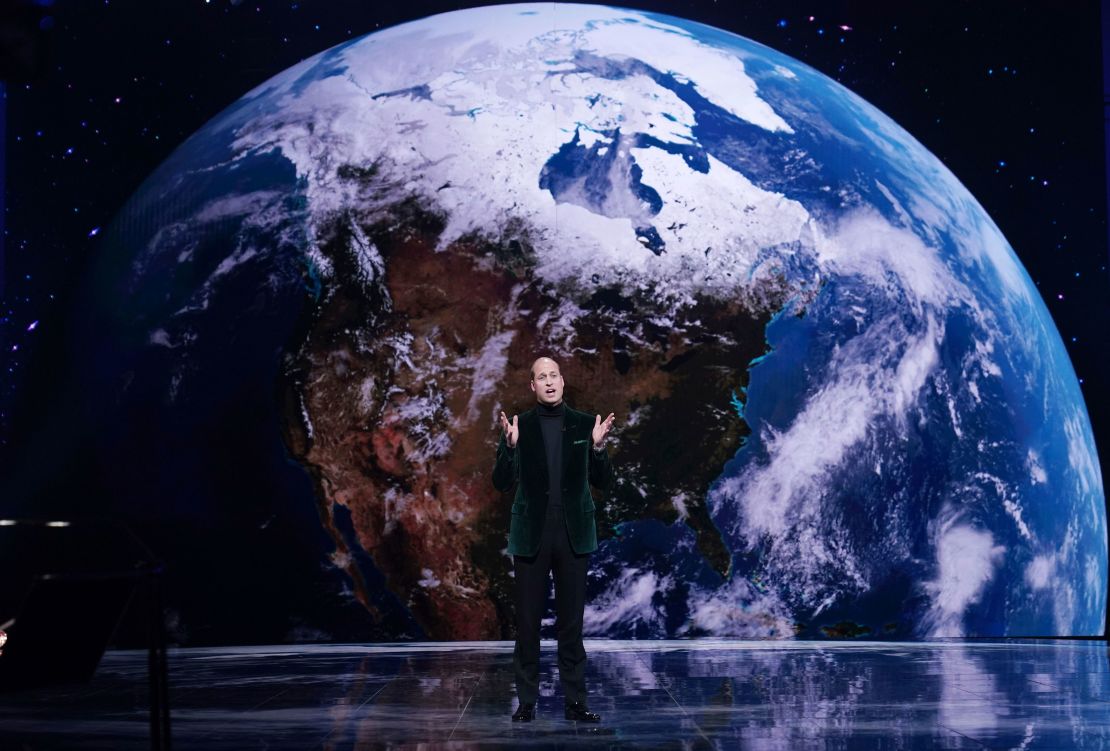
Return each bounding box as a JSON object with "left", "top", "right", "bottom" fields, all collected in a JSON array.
[
  {"left": 512, "top": 702, "right": 536, "bottom": 722},
  {"left": 564, "top": 701, "right": 601, "bottom": 722}
]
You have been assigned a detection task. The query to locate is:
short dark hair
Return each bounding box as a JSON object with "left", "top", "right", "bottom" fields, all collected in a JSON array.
[{"left": 529, "top": 356, "right": 560, "bottom": 380}]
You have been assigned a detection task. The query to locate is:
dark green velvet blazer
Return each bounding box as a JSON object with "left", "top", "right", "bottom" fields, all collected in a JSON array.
[{"left": 492, "top": 403, "right": 612, "bottom": 556}]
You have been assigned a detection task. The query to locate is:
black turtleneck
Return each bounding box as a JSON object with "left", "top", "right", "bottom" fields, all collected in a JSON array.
[{"left": 537, "top": 400, "right": 565, "bottom": 516}]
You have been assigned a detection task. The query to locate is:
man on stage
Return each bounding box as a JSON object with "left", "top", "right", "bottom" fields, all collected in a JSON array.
[{"left": 493, "top": 356, "right": 615, "bottom": 723}]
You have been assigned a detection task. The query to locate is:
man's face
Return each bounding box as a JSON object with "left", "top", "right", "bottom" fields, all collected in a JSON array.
[{"left": 530, "top": 359, "right": 564, "bottom": 406}]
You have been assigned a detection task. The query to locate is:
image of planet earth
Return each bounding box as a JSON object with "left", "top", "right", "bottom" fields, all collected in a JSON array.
[{"left": 83, "top": 3, "right": 1105, "bottom": 641}]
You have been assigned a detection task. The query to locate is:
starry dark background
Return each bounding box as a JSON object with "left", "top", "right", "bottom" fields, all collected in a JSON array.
[{"left": 0, "top": 0, "right": 1107, "bottom": 639}]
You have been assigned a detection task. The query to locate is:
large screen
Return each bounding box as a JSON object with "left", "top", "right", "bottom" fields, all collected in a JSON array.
[{"left": 1, "top": 2, "right": 1105, "bottom": 644}]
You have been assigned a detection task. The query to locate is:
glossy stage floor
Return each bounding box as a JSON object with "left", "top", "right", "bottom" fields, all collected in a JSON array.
[{"left": 4, "top": 639, "right": 1110, "bottom": 749}]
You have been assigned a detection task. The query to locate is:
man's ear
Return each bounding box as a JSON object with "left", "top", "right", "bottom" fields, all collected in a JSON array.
[{"left": 529, "top": 380, "right": 536, "bottom": 393}]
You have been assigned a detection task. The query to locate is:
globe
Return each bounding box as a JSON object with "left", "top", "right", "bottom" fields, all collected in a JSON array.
[{"left": 85, "top": 3, "right": 1105, "bottom": 641}]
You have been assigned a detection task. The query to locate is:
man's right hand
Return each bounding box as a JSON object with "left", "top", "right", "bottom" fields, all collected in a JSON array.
[{"left": 499, "top": 411, "right": 519, "bottom": 448}]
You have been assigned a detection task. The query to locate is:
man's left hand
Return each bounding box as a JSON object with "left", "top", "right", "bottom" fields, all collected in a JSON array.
[{"left": 592, "top": 412, "right": 616, "bottom": 448}]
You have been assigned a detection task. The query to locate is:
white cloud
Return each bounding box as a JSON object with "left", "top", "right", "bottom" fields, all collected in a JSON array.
[
  {"left": 583, "top": 568, "right": 668, "bottom": 636},
  {"left": 1024, "top": 555, "right": 1054, "bottom": 591},
  {"left": 680, "top": 574, "right": 794, "bottom": 638},
  {"left": 921, "top": 513, "right": 1004, "bottom": 637}
]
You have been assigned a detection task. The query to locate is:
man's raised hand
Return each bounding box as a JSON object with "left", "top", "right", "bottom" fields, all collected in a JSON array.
[
  {"left": 499, "top": 411, "right": 519, "bottom": 447},
  {"left": 592, "top": 412, "right": 615, "bottom": 448}
]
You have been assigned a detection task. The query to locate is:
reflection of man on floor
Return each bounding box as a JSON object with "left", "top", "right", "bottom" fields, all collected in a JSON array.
[{"left": 493, "top": 356, "right": 615, "bottom": 723}]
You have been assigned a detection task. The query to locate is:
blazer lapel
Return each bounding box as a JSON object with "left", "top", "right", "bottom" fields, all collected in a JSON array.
[{"left": 562, "top": 405, "right": 579, "bottom": 476}]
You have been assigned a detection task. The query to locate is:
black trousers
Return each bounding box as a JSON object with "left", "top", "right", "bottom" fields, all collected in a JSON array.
[{"left": 512, "top": 507, "right": 590, "bottom": 705}]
